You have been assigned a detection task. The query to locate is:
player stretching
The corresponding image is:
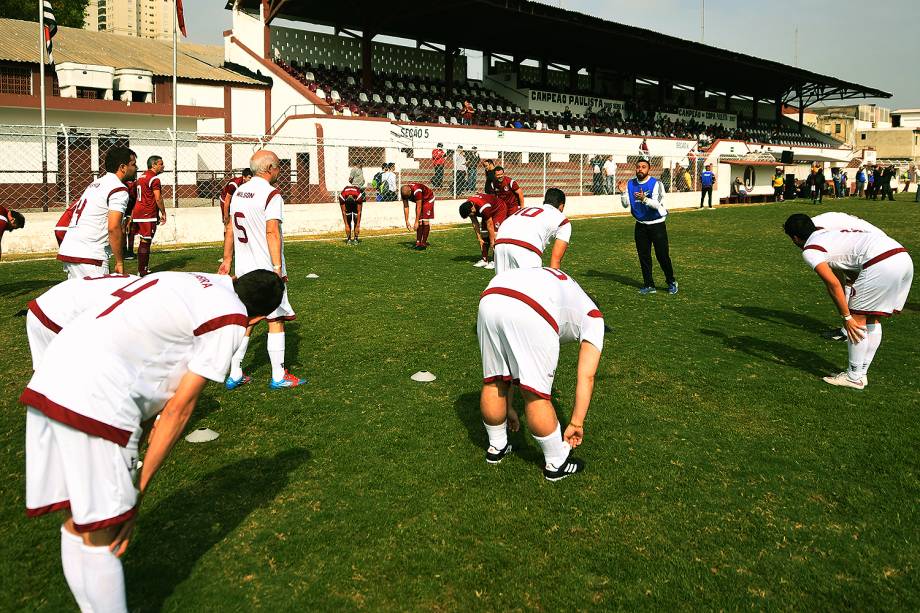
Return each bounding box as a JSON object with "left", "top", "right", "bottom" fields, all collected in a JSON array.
[
  {"left": 57, "top": 147, "right": 136, "bottom": 278},
  {"left": 783, "top": 213, "right": 913, "bottom": 389},
  {"left": 401, "top": 182, "right": 436, "bottom": 249},
  {"left": 132, "top": 156, "right": 167, "bottom": 276},
  {"left": 477, "top": 267, "right": 604, "bottom": 480},
  {"left": 493, "top": 188, "right": 570, "bottom": 274},
  {"left": 459, "top": 193, "right": 505, "bottom": 269},
  {"left": 219, "top": 149, "right": 307, "bottom": 389},
  {"left": 0, "top": 204, "right": 25, "bottom": 260},
  {"left": 339, "top": 184, "right": 365, "bottom": 244},
  {"left": 219, "top": 168, "right": 253, "bottom": 226},
  {"left": 21, "top": 269, "right": 283, "bottom": 613}
]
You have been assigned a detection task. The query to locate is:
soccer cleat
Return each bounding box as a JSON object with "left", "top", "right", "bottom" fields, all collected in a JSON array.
[
  {"left": 668, "top": 282, "right": 679, "bottom": 295},
  {"left": 270, "top": 370, "right": 307, "bottom": 389},
  {"left": 353, "top": 238, "right": 360, "bottom": 244},
  {"left": 473, "top": 259, "right": 488, "bottom": 268},
  {"left": 485, "top": 261, "right": 495, "bottom": 270},
  {"left": 543, "top": 456, "right": 585, "bottom": 481},
  {"left": 124, "top": 252, "right": 136, "bottom": 261},
  {"left": 344, "top": 238, "right": 351, "bottom": 244},
  {"left": 485, "top": 443, "right": 512, "bottom": 464},
  {"left": 639, "top": 286, "right": 657, "bottom": 295},
  {"left": 225, "top": 374, "right": 251, "bottom": 390},
  {"left": 822, "top": 372, "right": 865, "bottom": 390}
]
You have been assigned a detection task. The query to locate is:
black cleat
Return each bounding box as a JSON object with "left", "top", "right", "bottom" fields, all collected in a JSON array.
[
  {"left": 543, "top": 456, "right": 585, "bottom": 481},
  {"left": 485, "top": 443, "right": 512, "bottom": 464}
]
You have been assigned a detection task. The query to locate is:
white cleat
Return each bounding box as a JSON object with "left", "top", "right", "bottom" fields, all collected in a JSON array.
[
  {"left": 485, "top": 261, "right": 495, "bottom": 270},
  {"left": 473, "top": 259, "right": 488, "bottom": 268},
  {"left": 822, "top": 371, "right": 865, "bottom": 390}
]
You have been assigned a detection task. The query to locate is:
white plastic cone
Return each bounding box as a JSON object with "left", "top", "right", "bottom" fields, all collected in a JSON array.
[
  {"left": 185, "top": 428, "right": 219, "bottom": 443},
  {"left": 411, "top": 371, "right": 436, "bottom": 382},
  {"left": 306, "top": 273, "right": 319, "bottom": 279}
]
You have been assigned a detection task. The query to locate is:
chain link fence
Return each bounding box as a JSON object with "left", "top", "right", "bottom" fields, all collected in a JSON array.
[{"left": 0, "top": 124, "right": 703, "bottom": 211}]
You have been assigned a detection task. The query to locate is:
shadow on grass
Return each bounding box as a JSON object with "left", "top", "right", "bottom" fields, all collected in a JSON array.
[
  {"left": 722, "top": 304, "right": 828, "bottom": 332},
  {"left": 452, "top": 391, "right": 543, "bottom": 466},
  {"left": 452, "top": 255, "right": 482, "bottom": 263},
  {"left": 584, "top": 269, "right": 642, "bottom": 289},
  {"left": 150, "top": 254, "right": 196, "bottom": 273},
  {"left": 700, "top": 329, "right": 840, "bottom": 376},
  {"left": 904, "top": 302, "right": 920, "bottom": 312},
  {"left": 0, "top": 278, "right": 59, "bottom": 300},
  {"left": 126, "top": 447, "right": 311, "bottom": 612}
]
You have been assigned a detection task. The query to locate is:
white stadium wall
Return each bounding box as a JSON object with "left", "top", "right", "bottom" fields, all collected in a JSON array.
[{"left": 176, "top": 83, "right": 224, "bottom": 108}]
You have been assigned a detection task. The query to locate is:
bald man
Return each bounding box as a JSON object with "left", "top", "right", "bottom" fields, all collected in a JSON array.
[{"left": 218, "top": 150, "right": 306, "bottom": 389}]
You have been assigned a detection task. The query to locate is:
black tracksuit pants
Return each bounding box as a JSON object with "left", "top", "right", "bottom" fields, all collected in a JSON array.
[{"left": 635, "top": 221, "right": 675, "bottom": 287}]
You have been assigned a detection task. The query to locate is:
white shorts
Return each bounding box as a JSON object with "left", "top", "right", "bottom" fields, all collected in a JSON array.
[
  {"left": 850, "top": 251, "right": 913, "bottom": 316},
  {"left": 267, "top": 287, "right": 296, "bottom": 323},
  {"left": 26, "top": 311, "right": 57, "bottom": 370},
  {"left": 63, "top": 261, "right": 108, "bottom": 280},
  {"left": 477, "top": 293, "right": 559, "bottom": 399},
  {"left": 494, "top": 243, "right": 543, "bottom": 274},
  {"left": 26, "top": 408, "right": 139, "bottom": 532}
]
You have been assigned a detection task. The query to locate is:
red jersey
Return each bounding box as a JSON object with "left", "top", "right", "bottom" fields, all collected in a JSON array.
[
  {"left": 133, "top": 170, "right": 162, "bottom": 221},
  {"left": 220, "top": 176, "right": 246, "bottom": 201},
  {"left": 339, "top": 185, "right": 366, "bottom": 205},
  {"left": 432, "top": 149, "right": 446, "bottom": 166},
  {"left": 406, "top": 182, "right": 434, "bottom": 204},
  {"left": 54, "top": 200, "right": 78, "bottom": 245},
  {"left": 0, "top": 204, "right": 10, "bottom": 237},
  {"left": 494, "top": 176, "right": 522, "bottom": 214},
  {"left": 468, "top": 193, "right": 506, "bottom": 226}
]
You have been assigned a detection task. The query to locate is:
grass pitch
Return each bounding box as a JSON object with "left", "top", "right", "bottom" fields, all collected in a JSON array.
[{"left": 1, "top": 195, "right": 918, "bottom": 611}]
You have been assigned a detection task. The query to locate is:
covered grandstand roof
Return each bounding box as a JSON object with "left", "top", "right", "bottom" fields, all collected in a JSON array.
[
  {"left": 0, "top": 18, "right": 265, "bottom": 85},
  {"left": 232, "top": 0, "right": 890, "bottom": 106}
]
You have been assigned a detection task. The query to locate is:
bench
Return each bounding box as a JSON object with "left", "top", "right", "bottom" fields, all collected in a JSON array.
[{"left": 720, "top": 194, "right": 776, "bottom": 205}]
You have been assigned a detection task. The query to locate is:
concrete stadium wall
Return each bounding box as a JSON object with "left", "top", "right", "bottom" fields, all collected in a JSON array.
[{"left": 1, "top": 192, "right": 706, "bottom": 257}]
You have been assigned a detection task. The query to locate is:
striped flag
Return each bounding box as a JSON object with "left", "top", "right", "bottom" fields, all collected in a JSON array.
[
  {"left": 175, "top": 0, "right": 187, "bottom": 37},
  {"left": 42, "top": 0, "right": 57, "bottom": 66}
]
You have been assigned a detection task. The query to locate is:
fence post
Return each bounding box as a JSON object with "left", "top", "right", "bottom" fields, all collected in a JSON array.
[
  {"left": 542, "top": 153, "right": 547, "bottom": 195},
  {"left": 579, "top": 154, "right": 584, "bottom": 196},
  {"left": 62, "top": 124, "right": 70, "bottom": 206}
]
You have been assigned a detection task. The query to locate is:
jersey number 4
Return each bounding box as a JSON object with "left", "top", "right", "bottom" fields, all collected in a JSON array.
[{"left": 97, "top": 278, "right": 160, "bottom": 318}]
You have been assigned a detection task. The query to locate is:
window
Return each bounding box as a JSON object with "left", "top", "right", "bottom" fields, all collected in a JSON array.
[
  {"left": 835, "top": 123, "right": 841, "bottom": 134},
  {"left": 0, "top": 64, "right": 32, "bottom": 95},
  {"left": 861, "top": 133, "right": 866, "bottom": 141}
]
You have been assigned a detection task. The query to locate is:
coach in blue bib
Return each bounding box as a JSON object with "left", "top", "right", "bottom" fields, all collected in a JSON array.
[{"left": 621, "top": 156, "right": 678, "bottom": 294}]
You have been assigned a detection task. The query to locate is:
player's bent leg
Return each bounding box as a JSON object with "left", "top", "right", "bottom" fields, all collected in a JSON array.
[
  {"left": 267, "top": 320, "right": 306, "bottom": 389},
  {"left": 74, "top": 523, "right": 128, "bottom": 613},
  {"left": 481, "top": 381, "right": 513, "bottom": 463},
  {"left": 226, "top": 323, "right": 255, "bottom": 389},
  {"left": 521, "top": 389, "right": 584, "bottom": 481}
]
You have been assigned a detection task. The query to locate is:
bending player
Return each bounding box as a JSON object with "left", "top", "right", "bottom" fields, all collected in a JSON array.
[
  {"left": 459, "top": 192, "right": 504, "bottom": 269},
  {"left": 493, "top": 188, "right": 570, "bottom": 273},
  {"left": 219, "top": 149, "right": 306, "bottom": 389},
  {"left": 21, "top": 269, "right": 284, "bottom": 613},
  {"left": 400, "top": 182, "right": 435, "bottom": 250},
  {"left": 0, "top": 204, "right": 25, "bottom": 260},
  {"left": 783, "top": 213, "right": 913, "bottom": 389},
  {"left": 477, "top": 266, "right": 604, "bottom": 481},
  {"left": 339, "top": 184, "right": 365, "bottom": 244}
]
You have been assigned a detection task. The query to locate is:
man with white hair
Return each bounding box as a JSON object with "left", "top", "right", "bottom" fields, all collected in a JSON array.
[{"left": 218, "top": 149, "right": 306, "bottom": 389}]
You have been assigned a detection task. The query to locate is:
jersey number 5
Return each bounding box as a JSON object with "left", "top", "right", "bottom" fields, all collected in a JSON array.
[
  {"left": 233, "top": 212, "right": 249, "bottom": 243},
  {"left": 97, "top": 278, "right": 160, "bottom": 318}
]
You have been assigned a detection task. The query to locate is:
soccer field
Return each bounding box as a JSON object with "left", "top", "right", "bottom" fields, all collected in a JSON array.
[{"left": 2, "top": 197, "right": 918, "bottom": 611}]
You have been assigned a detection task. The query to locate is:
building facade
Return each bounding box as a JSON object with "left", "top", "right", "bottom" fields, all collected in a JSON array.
[{"left": 84, "top": 0, "right": 175, "bottom": 40}]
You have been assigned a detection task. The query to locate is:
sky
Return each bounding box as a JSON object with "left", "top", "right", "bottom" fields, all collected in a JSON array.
[{"left": 186, "top": 0, "right": 920, "bottom": 110}]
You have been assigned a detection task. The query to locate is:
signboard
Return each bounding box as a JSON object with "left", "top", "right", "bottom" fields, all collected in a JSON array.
[
  {"left": 655, "top": 108, "right": 737, "bottom": 129},
  {"left": 524, "top": 89, "right": 624, "bottom": 115}
]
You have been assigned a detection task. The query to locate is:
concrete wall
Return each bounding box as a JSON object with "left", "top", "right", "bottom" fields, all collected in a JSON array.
[{"left": 856, "top": 128, "right": 920, "bottom": 160}]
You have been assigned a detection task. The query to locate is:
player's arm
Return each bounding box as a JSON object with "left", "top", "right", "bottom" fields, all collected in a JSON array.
[
  {"left": 266, "top": 219, "right": 283, "bottom": 278},
  {"left": 814, "top": 261, "right": 865, "bottom": 342},
  {"left": 220, "top": 193, "right": 232, "bottom": 227},
  {"left": 469, "top": 216, "right": 482, "bottom": 241},
  {"left": 643, "top": 181, "right": 665, "bottom": 210},
  {"left": 564, "top": 340, "right": 601, "bottom": 448},
  {"left": 339, "top": 200, "right": 349, "bottom": 227},
  {"left": 549, "top": 239, "right": 568, "bottom": 269},
  {"left": 414, "top": 196, "right": 422, "bottom": 229},
  {"left": 218, "top": 218, "right": 235, "bottom": 275},
  {"left": 402, "top": 198, "right": 411, "bottom": 229},
  {"left": 154, "top": 183, "right": 166, "bottom": 225},
  {"left": 485, "top": 217, "right": 497, "bottom": 250},
  {"left": 514, "top": 186, "right": 525, "bottom": 209},
  {"left": 355, "top": 203, "right": 363, "bottom": 230},
  {"left": 107, "top": 210, "right": 125, "bottom": 274}
]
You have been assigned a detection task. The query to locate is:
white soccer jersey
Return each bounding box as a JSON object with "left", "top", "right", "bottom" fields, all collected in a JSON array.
[
  {"left": 482, "top": 267, "right": 604, "bottom": 350},
  {"left": 57, "top": 173, "right": 129, "bottom": 266},
  {"left": 494, "top": 204, "right": 572, "bottom": 258},
  {"left": 26, "top": 273, "right": 139, "bottom": 368},
  {"left": 812, "top": 212, "right": 883, "bottom": 234},
  {"left": 229, "top": 176, "right": 286, "bottom": 277},
  {"left": 802, "top": 229, "right": 906, "bottom": 273},
  {"left": 21, "top": 272, "right": 248, "bottom": 447}
]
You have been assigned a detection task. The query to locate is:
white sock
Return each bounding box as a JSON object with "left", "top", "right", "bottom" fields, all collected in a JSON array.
[
  {"left": 532, "top": 423, "right": 571, "bottom": 470},
  {"left": 483, "top": 420, "right": 508, "bottom": 451},
  {"left": 267, "top": 332, "right": 286, "bottom": 381},
  {"left": 61, "top": 527, "right": 93, "bottom": 613},
  {"left": 862, "top": 323, "right": 882, "bottom": 376},
  {"left": 229, "top": 336, "right": 250, "bottom": 380},
  {"left": 846, "top": 336, "right": 870, "bottom": 381},
  {"left": 80, "top": 542, "right": 128, "bottom": 613}
]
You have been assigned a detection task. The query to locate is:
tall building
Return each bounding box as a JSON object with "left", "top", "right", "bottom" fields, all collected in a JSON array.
[{"left": 84, "top": 0, "right": 175, "bottom": 41}]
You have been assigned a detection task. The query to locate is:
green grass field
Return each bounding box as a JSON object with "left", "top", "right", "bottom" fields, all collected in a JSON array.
[{"left": 2, "top": 195, "right": 918, "bottom": 611}]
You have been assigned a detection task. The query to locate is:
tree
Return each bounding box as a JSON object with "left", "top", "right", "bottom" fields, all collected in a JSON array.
[{"left": 0, "top": 0, "right": 90, "bottom": 29}]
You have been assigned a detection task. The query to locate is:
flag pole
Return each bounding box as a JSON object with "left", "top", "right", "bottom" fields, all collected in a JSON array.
[
  {"left": 38, "top": 0, "right": 48, "bottom": 211},
  {"left": 172, "top": 0, "right": 178, "bottom": 208}
]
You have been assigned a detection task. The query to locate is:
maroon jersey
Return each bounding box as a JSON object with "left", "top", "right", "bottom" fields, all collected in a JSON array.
[
  {"left": 494, "top": 176, "right": 522, "bottom": 215},
  {"left": 338, "top": 185, "right": 366, "bottom": 205},
  {"left": 124, "top": 180, "right": 137, "bottom": 218},
  {"left": 468, "top": 193, "right": 506, "bottom": 226},
  {"left": 220, "top": 176, "right": 246, "bottom": 201},
  {"left": 132, "top": 170, "right": 162, "bottom": 220},
  {"left": 0, "top": 204, "right": 10, "bottom": 237},
  {"left": 54, "top": 200, "right": 78, "bottom": 245},
  {"left": 406, "top": 182, "right": 434, "bottom": 204}
]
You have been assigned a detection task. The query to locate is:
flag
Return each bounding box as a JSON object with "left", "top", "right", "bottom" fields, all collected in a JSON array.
[
  {"left": 175, "top": 0, "right": 187, "bottom": 37},
  {"left": 42, "top": 0, "right": 57, "bottom": 66}
]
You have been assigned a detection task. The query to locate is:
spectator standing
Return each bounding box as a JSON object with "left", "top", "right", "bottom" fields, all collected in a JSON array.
[
  {"left": 591, "top": 155, "right": 603, "bottom": 195},
  {"left": 871, "top": 164, "right": 882, "bottom": 200},
  {"left": 461, "top": 100, "right": 475, "bottom": 126},
  {"left": 380, "top": 163, "right": 398, "bottom": 201},
  {"left": 772, "top": 168, "right": 785, "bottom": 201},
  {"left": 562, "top": 106, "right": 573, "bottom": 124},
  {"left": 880, "top": 165, "right": 895, "bottom": 201},
  {"left": 483, "top": 159, "right": 498, "bottom": 194},
  {"left": 454, "top": 146, "right": 468, "bottom": 196},
  {"left": 699, "top": 163, "right": 715, "bottom": 208},
  {"left": 855, "top": 166, "right": 866, "bottom": 198},
  {"left": 840, "top": 170, "right": 848, "bottom": 197},
  {"left": 832, "top": 169, "right": 842, "bottom": 199},
  {"left": 639, "top": 138, "right": 650, "bottom": 155},
  {"left": 602, "top": 155, "right": 617, "bottom": 195},
  {"left": 431, "top": 143, "right": 446, "bottom": 187},
  {"left": 348, "top": 165, "right": 364, "bottom": 189},
  {"left": 908, "top": 164, "right": 919, "bottom": 193},
  {"left": 866, "top": 166, "right": 876, "bottom": 199},
  {"left": 465, "top": 146, "right": 481, "bottom": 192},
  {"left": 681, "top": 165, "right": 692, "bottom": 193}
]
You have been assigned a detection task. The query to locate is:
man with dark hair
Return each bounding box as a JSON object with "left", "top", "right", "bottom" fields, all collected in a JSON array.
[
  {"left": 131, "top": 155, "right": 166, "bottom": 276},
  {"left": 431, "top": 143, "right": 446, "bottom": 187},
  {"left": 482, "top": 159, "right": 497, "bottom": 194},
  {"left": 783, "top": 213, "right": 912, "bottom": 390},
  {"left": 459, "top": 192, "right": 504, "bottom": 269},
  {"left": 700, "top": 163, "right": 715, "bottom": 208},
  {"left": 339, "top": 184, "right": 365, "bottom": 244},
  {"left": 58, "top": 146, "right": 137, "bottom": 278},
  {"left": 219, "top": 168, "right": 253, "bottom": 226},
  {"left": 493, "top": 188, "right": 570, "bottom": 273},
  {"left": 620, "top": 156, "right": 677, "bottom": 294},
  {"left": 401, "top": 182, "right": 436, "bottom": 249},
  {"left": 880, "top": 165, "right": 895, "bottom": 201},
  {"left": 0, "top": 205, "right": 25, "bottom": 260},
  {"left": 20, "top": 269, "right": 282, "bottom": 613},
  {"left": 492, "top": 166, "right": 524, "bottom": 217}
]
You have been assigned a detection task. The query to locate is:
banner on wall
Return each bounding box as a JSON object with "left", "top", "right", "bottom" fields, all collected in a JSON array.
[
  {"left": 655, "top": 108, "right": 737, "bottom": 129},
  {"left": 523, "top": 89, "right": 624, "bottom": 115}
]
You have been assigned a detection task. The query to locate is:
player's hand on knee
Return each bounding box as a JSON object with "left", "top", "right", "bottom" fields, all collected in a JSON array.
[
  {"left": 844, "top": 319, "right": 867, "bottom": 343},
  {"left": 564, "top": 423, "right": 583, "bottom": 448},
  {"left": 109, "top": 516, "right": 137, "bottom": 558}
]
